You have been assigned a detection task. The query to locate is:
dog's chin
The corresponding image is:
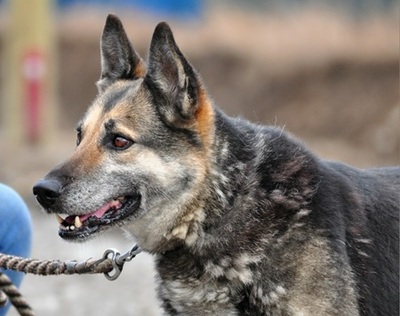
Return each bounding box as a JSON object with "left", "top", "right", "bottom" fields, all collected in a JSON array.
[{"left": 56, "top": 195, "right": 141, "bottom": 241}]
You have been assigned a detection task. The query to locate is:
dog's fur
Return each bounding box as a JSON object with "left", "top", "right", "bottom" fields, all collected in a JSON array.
[{"left": 33, "top": 15, "right": 399, "bottom": 315}]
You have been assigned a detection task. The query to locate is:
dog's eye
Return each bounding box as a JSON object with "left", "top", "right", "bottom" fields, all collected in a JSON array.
[{"left": 112, "top": 136, "right": 132, "bottom": 150}]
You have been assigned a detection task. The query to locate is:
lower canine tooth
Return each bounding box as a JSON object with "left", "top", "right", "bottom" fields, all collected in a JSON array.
[
  {"left": 56, "top": 214, "right": 64, "bottom": 224},
  {"left": 74, "top": 216, "right": 82, "bottom": 228}
]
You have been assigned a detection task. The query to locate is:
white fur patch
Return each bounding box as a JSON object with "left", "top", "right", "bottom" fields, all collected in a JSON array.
[
  {"left": 160, "top": 279, "right": 239, "bottom": 315},
  {"left": 204, "top": 253, "right": 262, "bottom": 285}
]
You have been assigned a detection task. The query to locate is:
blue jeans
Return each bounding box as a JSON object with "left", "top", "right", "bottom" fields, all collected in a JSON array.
[{"left": 0, "top": 184, "right": 32, "bottom": 316}]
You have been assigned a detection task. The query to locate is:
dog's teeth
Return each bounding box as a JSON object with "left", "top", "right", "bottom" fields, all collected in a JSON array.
[
  {"left": 70, "top": 225, "right": 75, "bottom": 230},
  {"left": 55, "top": 214, "right": 64, "bottom": 224},
  {"left": 74, "top": 216, "right": 83, "bottom": 228}
]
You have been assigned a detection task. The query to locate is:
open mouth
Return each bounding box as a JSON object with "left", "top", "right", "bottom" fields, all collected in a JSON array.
[{"left": 56, "top": 195, "right": 140, "bottom": 240}]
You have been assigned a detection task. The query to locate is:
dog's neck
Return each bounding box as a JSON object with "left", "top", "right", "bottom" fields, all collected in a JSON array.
[
  {"left": 175, "top": 109, "right": 318, "bottom": 253},
  {"left": 155, "top": 107, "right": 319, "bottom": 258}
]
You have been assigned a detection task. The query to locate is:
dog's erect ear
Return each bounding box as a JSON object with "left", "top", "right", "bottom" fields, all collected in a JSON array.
[
  {"left": 97, "top": 14, "right": 146, "bottom": 93},
  {"left": 145, "top": 22, "right": 200, "bottom": 126}
]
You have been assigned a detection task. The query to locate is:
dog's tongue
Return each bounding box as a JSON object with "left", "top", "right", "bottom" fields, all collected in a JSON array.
[{"left": 65, "top": 200, "right": 121, "bottom": 224}]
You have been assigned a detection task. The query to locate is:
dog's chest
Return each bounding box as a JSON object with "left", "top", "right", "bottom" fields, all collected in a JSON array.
[
  {"left": 156, "top": 262, "right": 291, "bottom": 316},
  {"left": 155, "top": 252, "right": 253, "bottom": 315},
  {"left": 158, "top": 276, "right": 241, "bottom": 315},
  {"left": 155, "top": 251, "right": 272, "bottom": 315}
]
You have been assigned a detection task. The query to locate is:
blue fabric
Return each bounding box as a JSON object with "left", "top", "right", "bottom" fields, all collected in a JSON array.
[
  {"left": 0, "top": 184, "right": 32, "bottom": 316},
  {"left": 58, "top": 0, "right": 203, "bottom": 18}
]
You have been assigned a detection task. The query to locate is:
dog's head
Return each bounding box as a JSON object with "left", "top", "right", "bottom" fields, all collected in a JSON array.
[{"left": 33, "top": 15, "right": 214, "bottom": 252}]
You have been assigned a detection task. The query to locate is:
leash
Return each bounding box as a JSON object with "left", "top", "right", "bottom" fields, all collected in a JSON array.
[{"left": 0, "top": 244, "right": 141, "bottom": 315}]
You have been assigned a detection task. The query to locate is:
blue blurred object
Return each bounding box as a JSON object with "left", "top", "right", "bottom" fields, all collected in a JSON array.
[
  {"left": 133, "top": 0, "right": 202, "bottom": 18},
  {"left": 0, "top": 184, "right": 32, "bottom": 316},
  {"left": 57, "top": 0, "right": 203, "bottom": 19}
]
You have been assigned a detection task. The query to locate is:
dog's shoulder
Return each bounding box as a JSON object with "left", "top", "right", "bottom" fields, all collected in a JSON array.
[{"left": 307, "top": 160, "right": 399, "bottom": 316}]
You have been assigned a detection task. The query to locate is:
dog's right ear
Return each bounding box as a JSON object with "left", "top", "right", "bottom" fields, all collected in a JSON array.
[{"left": 97, "top": 14, "right": 146, "bottom": 93}]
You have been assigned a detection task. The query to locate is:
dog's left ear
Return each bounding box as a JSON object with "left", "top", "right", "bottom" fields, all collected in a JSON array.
[
  {"left": 97, "top": 14, "right": 146, "bottom": 93},
  {"left": 145, "top": 22, "right": 200, "bottom": 127}
]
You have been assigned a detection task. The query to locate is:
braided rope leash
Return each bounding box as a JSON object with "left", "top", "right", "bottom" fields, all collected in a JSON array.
[
  {"left": 0, "top": 245, "right": 141, "bottom": 316},
  {"left": 0, "top": 272, "right": 34, "bottom": 316}
]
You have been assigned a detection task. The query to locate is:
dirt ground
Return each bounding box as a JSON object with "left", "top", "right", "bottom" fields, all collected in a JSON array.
[{"left": 0, "top": 6, "right": 399, "bottom": 316}]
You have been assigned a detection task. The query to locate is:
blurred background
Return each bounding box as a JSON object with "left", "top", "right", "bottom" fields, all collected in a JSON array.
[{"left": 0, "top": 0, "right": 398, "bottom": 315}]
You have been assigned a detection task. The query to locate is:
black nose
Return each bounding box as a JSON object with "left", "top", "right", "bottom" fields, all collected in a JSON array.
[{"left": 33, "top": 179, "right": 62, "bottom": 209}]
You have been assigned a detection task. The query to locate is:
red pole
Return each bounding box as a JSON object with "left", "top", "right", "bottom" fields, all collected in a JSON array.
[{"left": 23, "top": 50, "right": 46, "bottom": 142}]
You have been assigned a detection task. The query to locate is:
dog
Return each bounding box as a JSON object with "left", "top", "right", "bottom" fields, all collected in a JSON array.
[{"left": 33, "top": 14, "right": 399, "bottom": 315}]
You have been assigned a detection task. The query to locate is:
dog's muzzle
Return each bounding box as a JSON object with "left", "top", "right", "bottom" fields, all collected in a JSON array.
[{"left": 33, "top": 177, "right": 142, "bottom": 241}]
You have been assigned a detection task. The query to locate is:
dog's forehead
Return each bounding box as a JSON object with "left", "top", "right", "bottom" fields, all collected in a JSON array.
[
  {"left": 100, "top": 80, "right": 143, "bottom": 112},
  {"left": 82, "top": 80, "right": 145, "bottom": 127}
]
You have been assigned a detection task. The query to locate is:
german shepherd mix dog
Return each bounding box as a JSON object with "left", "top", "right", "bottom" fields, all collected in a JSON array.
[{"left": 33, "top": 14, "right": 399, "bottom": 315}]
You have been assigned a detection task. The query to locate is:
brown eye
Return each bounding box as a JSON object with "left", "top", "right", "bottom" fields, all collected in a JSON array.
[{"left": 112, "top": 136, "right": 131, "bottom": 149}]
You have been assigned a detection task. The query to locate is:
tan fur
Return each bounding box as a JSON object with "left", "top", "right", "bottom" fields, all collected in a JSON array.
[
  {"left": 195, "top": 88, "right": 215, "bottom": 150},
  {"left": 71, "top": 105, "right": 104, "bottom": 172},
  {"left": 133, "top": 60, "right": 147, "bottom": 79},
  {"left": 288, "top": 237, "right": 359, "bottom": 315}
]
